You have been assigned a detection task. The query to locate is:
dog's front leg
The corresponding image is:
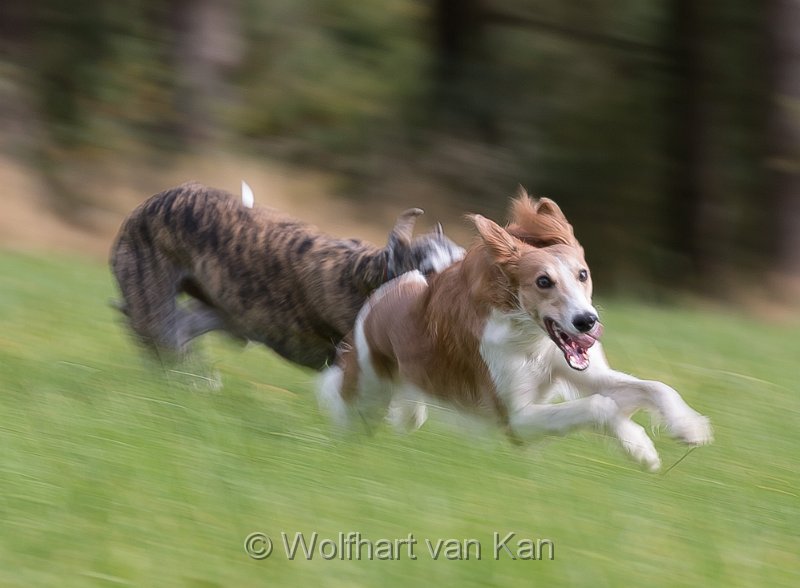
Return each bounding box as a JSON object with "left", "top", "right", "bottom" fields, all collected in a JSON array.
[
  {"left": 558, "top": 344, "right": 713, "bottom": 446},
  {"left": 508, "top": 395, "right": 662, "bottom": 471}
]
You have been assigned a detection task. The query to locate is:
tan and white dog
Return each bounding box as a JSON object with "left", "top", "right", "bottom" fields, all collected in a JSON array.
[{"left": 318, "top": 193, "right": 712, "bottom": 471}]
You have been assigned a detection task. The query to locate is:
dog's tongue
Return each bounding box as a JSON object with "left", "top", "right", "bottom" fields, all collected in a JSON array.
[
  {"left": 562, "top": 324, "right": 602, "bottom": 371},
  {"left": 573, "top": 324, "right": 603, "bottom": 349}
]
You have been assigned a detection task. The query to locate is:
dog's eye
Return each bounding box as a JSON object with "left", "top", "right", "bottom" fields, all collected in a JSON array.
[
  {"left": 536, "top": 275, "right": 554, "bottom": 289},
  {"left": 578, "top": 269, "right": 588, "bottom": 282}
]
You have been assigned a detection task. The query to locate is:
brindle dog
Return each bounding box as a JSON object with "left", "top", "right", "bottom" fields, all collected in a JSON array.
[{"left": 110, "top": 182, "right": 464, "bottom": 369}]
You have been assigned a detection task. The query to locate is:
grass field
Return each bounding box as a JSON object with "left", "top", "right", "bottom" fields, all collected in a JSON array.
[{"left": 1, "top": 251, "right": 798, "bottom": 587}]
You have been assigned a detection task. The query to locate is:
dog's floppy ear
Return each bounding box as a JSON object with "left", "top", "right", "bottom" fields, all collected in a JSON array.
[
  {"left": 469, "top": 214, "right": 520, "bottom": 265},
  {"left": 389, "top": 208, "right": 424, "bottom": 248},
  {"left": 535, "top": 197, "right": 566, "bottom": 221}
]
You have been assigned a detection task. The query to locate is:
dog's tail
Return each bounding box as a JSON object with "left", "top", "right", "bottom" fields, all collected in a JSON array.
[{"left": 241, "top": 180, "right": 254, "bottom": 208}]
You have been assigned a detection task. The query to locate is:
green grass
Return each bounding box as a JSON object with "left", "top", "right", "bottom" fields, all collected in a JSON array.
[{"left": 0, "top": 251, "right": 798, "bottom": 587}]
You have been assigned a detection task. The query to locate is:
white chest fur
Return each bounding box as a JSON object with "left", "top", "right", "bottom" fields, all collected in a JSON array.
[{"left": 479, "top": 309, "right": 563, "bottom": 413}]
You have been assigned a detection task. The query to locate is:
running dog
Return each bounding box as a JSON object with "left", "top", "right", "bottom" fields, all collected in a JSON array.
[
  {"left": 110, "top": 182, "right": 464, "bottom": 369},
  {"left": 318, "top": 192, "right": 712, "bottom": 471}
]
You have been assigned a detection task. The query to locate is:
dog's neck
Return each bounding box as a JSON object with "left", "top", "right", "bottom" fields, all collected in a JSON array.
[
  {"left": 350, "top": 247, "right": 391, "bottom": 293},
  {"left": 419, "top": 246, "right": 520, "bottom": 348},
  {"left": 394, "top": 245, "right": 538, "bottom": 421}
]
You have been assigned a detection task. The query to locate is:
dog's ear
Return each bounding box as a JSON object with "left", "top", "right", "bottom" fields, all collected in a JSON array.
[
  {"left": 434, "top": 222, "right": 444, "bottom": 237},
  {"left": 535, "top": 197, "right": 566, "bottom": 221},
  {"left": 389, "top": 208, "right": 423, "bottom": 248},
  {"left": 386, "top": 208, "right": 424, "bottom": 277},
  {"left": 469, "top": 214, "right": 520, "bottom": 265}
]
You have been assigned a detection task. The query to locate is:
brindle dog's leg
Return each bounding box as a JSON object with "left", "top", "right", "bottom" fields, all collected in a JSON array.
[
  {"left": 112, "top": 235, "right": 184, "bottom": 363},
  {"left": 174, "top": 299, "right": 226, "bottom": 352}
]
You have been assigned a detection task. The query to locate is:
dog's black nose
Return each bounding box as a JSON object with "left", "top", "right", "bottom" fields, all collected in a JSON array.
[{"left": 572, "top": 312, "right": 597, "bottom": 333}]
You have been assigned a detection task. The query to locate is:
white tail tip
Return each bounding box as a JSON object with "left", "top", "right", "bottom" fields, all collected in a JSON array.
[{"left": 241, "top": 180, "right": 254, "bottom": 208}]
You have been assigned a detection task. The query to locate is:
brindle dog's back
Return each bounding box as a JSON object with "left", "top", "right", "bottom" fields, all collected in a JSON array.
[{"left": 111, "top": 182, "right": 464, "bottom": 369}]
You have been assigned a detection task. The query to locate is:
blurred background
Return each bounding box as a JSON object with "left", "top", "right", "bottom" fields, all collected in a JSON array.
[
  {"left": 0, "top": 0, "right": 798, "bottom": 302},
  {"left": 2, "top": 4, "right": 799, "bottom": 587}
]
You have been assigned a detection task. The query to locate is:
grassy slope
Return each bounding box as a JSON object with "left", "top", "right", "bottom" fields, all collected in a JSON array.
[{"left": 0, "top": 252, "right": 797, "bottom": 587}]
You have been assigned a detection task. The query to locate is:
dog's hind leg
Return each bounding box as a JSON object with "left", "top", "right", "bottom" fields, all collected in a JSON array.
[
  {"left": 387, "top": 386, "right": 428, "bottom": 433},
  {"left": 111, "top": 234, "right": 184, "bottom": 362},
  {"left": 317, "top": 365, "right": 352, "bottom": 428},
  {"left": 174, "top": 299, "right": 226, "bottom": 351},
  {"left": 318, "top": 364, "right": 395, "bottom": 434},
  {"left": 317, "top": 337, "right": 396, "bottom": 434}
]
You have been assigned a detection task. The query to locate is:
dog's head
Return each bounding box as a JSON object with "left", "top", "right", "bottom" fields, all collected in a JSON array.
[
  {"left": 386, "top": 208, "right": 465, "bottom": 279},
  {"left": 470, "top": 195, "right": 601, "bottom": 371}
]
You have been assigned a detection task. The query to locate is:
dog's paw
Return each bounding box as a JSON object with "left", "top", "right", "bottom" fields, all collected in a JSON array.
[
  {"left": 615, "top": 418, "right": 661, "bottom": 472},
  {"left": 670, "top": 414, "right": 713, "bottom": 446},
  {"left": 640, "top": 452, "right": 662, "bottom": 473},
  {"left": 387, "top": 400, "right": 428, "bottom": 433}
]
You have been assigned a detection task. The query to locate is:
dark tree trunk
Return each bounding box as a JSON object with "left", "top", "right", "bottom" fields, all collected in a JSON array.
[
  {"left": 767, "top": 0, "right": 800, "bottom": 279},
  {"left": 430, "top": 0, "right": 496, "bottom": 141},
  {"left": 664, "top": 0, "right": 729, "bottom": 291},
  {"left": 171, "top": 0, "right": 243, "bottom": 144}
]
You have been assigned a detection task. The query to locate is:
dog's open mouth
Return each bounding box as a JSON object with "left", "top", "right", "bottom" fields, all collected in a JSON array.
[{"left": 544, "top": 318, "right": 602, "bottom": 371}]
